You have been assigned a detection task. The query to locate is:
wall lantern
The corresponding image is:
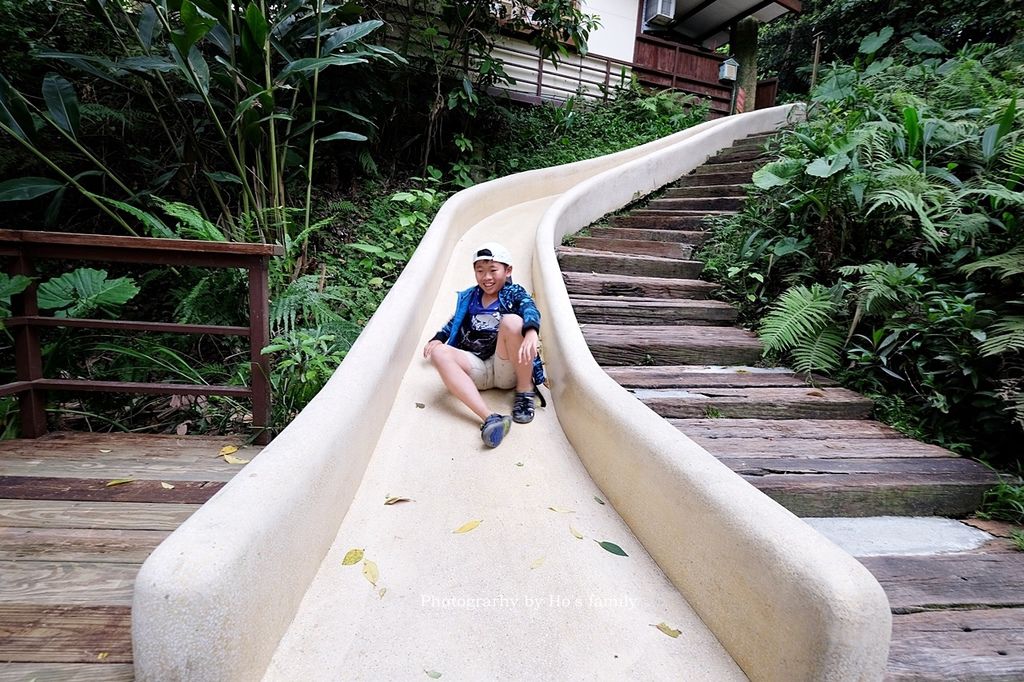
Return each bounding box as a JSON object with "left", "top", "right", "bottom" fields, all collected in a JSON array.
[{"left": 718, "top": 57, "right": 739, "bottom": 83}]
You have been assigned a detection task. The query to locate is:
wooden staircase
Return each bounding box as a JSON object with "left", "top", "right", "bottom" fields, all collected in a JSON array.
[
  {"left": 559, "top": 132, "right": 1024, "bottom": 680},
  {"left": 560, "top": 132, "right": 996, "bottom": 519}
]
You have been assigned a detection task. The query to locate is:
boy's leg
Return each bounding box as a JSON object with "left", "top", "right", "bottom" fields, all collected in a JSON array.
[
  {"left": 495, "top": 314, "right": 534, "bottom": 392},
  {"left": 428, "top": 345, "right": 493, "bottom": 421}
]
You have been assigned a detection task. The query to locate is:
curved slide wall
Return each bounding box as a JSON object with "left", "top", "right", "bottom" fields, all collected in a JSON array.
[{"left": 133, "top": 105, "right": 891, "bottom": 681}]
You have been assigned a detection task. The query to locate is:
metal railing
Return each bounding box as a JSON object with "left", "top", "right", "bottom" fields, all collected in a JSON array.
[{"left": 1, "top": 229, "right": 282, "bottom": 444}]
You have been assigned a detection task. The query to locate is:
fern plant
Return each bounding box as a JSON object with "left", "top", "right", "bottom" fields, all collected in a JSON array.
[{"left": 759, "top": 284, "right": 845, "bottom": 374}]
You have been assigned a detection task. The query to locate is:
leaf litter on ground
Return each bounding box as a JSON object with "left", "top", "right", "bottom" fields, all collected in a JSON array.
[
  {"left": 654, "top": 622, "right": 681, "bottom": 638},
  {"left": 453, "top": 519, "right": 481, "bottom": 534},
  {"left": 596, "top": 540, "right": 628, "bottom": 557},
  {"left": 342, "top": 548, "right": 365, "bottom": 565}
]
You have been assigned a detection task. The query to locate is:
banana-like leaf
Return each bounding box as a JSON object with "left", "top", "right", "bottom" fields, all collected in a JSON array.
[
  {"left": 277, "top": 54, "right": 366, "bottom": 80},
  {"left": 118, "top": 56, "right": 179, "bottom": 73},
  {"left": 245, "top": 2, "right": 270, "bottom": 47},
  {"left": 35, "top": 51, "right": 125, "bottom": 86},
  {"left": 37, "top": 267, "right": 140, "bottom": 318},
  {"left": 139, "top": 4, "right": 159, "bottom": 49},
  {"left": 318, "top": 131, "right": 367, "bottom": 143},
  {"left": 0, "top": 75, "right": 37, "bottom": 143},
  {"left": 0, "top": 177, "right": 65, "bottom": 202},
  {"left": 172, "top": 0, "right": 217, "bottom": 56},
  {"left": 321, "top": 20, "right": 383, "bottom": 55},
  {"left": 42, "top": 73, "right": 80, "bottom": 138}
]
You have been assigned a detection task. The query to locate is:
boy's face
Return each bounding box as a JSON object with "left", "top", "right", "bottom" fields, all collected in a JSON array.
[{"left": 474, "top": 259, "right": 511, "bottom": 296}]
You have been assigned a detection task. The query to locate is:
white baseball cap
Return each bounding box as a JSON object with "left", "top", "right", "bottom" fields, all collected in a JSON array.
[{"left": 472, "top": 242, "right": 513, "bottom": 267}]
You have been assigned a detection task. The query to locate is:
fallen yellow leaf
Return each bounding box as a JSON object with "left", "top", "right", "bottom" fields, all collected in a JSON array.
[
  {"left": 570, "top": 525, "right": 583, "bottom": 540},
  {"left": 384, "top": 496, "right": 412, "bottom": 505},
  {"left": 342, "top": 548, "right": 364, "bottom": 566},
  {"left": 98, "top": 449, "right": 112, "bottom": 453},
  {"left": 530, "top": 557, "right": 545, "bottom": 570},
  {"left": 654, "top": 622, "right": 681, "bottom": 638},
  {"left": 453, "top": 519, "right": 482, "bottom": 534},
  {"left": 548, "top": 506, "right": 574, "bottom": 514},
  {"left": 807, "top": 390, "right": 826, "bottom": 398},
  {"left": 379, "top": 587, "right": 387, "bottom": 599},
  {"left": 222, "top": 453, "right": 250, "bottom": 465},
  {"left": 96, "top": 651, "right": 109, "bottom": 660},
  {"left": 105, "top": 478, "right": 134, "bottom": 487},
  {"left": 218, "top": 445, "right": 239, "bottom": 457},
  {"left": 160, "top": 482, "right": 175, "bottom": 490},
  {"left": 363, "top": 559, "right": 379, "bottom": 586}
]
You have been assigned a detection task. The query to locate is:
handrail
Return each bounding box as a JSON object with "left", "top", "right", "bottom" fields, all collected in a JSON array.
[{"left": 0, "top": 229, "right": 283, "bottom": 444}]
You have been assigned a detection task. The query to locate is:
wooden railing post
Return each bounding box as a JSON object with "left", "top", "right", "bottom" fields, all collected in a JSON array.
[
  {"left": 536, "top": 53, "right": 544, "bottom": 97},
  {"left": 10, "top": 251, "right": 46, "bottom": 437},
  {"left": 249, "top": 257, "right": 272, "bottom": 445}
]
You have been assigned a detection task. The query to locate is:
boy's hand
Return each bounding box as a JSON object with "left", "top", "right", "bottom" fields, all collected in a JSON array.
[
  {"left": 518, "top": 329, "right": 539, "bottom": 364},
  {"left": 423, "top": 340, "right": 442, "bottom": 359}
]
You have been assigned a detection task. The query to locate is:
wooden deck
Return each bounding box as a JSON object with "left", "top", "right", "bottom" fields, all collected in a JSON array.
[{"left": 0, "top": 432, "right": 261, "bottom": 681}]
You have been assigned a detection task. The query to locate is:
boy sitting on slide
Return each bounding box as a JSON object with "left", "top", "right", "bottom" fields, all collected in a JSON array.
[{"left": 423, "top": 242, "right": 545, "bottom": 448}]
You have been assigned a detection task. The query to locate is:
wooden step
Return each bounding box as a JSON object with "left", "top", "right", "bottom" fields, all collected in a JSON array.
[
  {"left": 662, "top": 184, "right": 749, "bottom": 199},
  {"left": 589, "top": 227, "right": 709, "bottom": 244},
  {"left": 671, "top": 418, "right": 908, "bottom": 440},
  {"left": 608, "top": 214, "right": 717, "bottom": 230},
  {"left": 571, "top": 237, "right": 691, "bottom": 259},
  {"left": 630, "top": 386, "right": 872, "bottom": 419},
  {"left": 691, "top": 160, "right": 763, "bottom": 174},
  {"left": 708, "top": 148, "right": 766, "bottom": 163},
  {"left": 562, "top": 272, "right": 719, "bottom": 299},
  {"left": 674, "top": 171, "right": 757, "bottom": 187},
  {"left": 605, "top": 366, "right": 834, "bottom": 389},
  {"left": 584, "top": 324, "right": 762, "bottom": 365},
  {"left": 739, "top": 457, "right": 995, "bottom": 517},
  {"left": 647, "top": 196, "right": 743, "bottom": 211},
  {"left": 571, "top": 297, "right": 736, "bottom": 326},
  {"left": 557, "top": 247, "right": 703, "bottom": 279},
  {"left": 887, "top": 607, "right": 1024, "bottom": 680},
  {"left": 696, "top": 435, "right": 960, "bottom": 460}
]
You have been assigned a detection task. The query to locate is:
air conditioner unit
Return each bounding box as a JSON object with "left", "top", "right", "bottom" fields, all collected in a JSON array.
[{"left": 644, "top": 0, "right": 676, "bottom": 26}]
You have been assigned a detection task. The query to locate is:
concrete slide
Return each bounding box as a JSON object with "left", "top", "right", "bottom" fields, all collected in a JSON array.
[{"left": 133, "top": 105, "right": 892, "bottom": 681}]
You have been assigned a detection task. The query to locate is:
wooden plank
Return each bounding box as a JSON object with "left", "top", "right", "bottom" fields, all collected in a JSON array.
[
  {"left": 562, "top": 272, "right": 718, "bottom": 299},
  {"left": 604, "top": 365, "right": 831, "bottom": 388},
  {"left": 588, "top": 227, "right": 710, "bottom": 244},
  {"left": 699, "top": 437, "right": 957, "bottom": 459},
  {"left": 675, "top": 170, "right": 757, "bottom": 187},
  {"left": 0, "top": 527, "right": 169, "bottom": 563},
  {"left": 0, "top": 228, "right": 282, "bottom": 257},
  {"left": 0, "top": 663, "right": 134, "bottom": 681},
  {"left": 608, "top": 214, "right": 714, "bottom": 230},
  {"left": 753, "top": 475, "right": 992, "bottom": 517},
  {"left": 0, "top": 444, "right": 251, "bottom": 481},
  {"left": 886, "top": 608, "right": 1024, "bottom": 681},
  {"left": 634, "top": 386, "right": 871, "bottom": 419},
  {"left": 671, "top": 418, "right": 906, "bottom": 439},
  {"left": 0, "top": 476, "right": 222, "bottom": 504},
  {"left": 706, "top": 148, "right": 765, "bottom": 163},
  {"left": 726, "top": 456, "right": 993, "bottom": 477},
  {"left": 0, "top": 561, "right": 138, "bottom": 605},
  {"left": 557, "top": 247, "right": 704, "bottom": 279},
  {"left": 861, "top": 554, "right": 1024, "bottom": 613},
  {"left": 647, "top": 196, "right": 743, "bottom": 211},
  {"left": 0, "top": 604, "right": 131, "bottom": 663},
  {"left": 571, "top": 298, "right": 736, "bottom": 326},
  {"left": 584, "top": 324, "right": 763, "bottom": 366},
  {"left": 0, "top": 500, "right": 198, "bottom": 531},
  {"left": 570, "top": 237, "right": 692, "bottom": 259},
  {"left": 662, "top": 184, "right": 749, "bottom": 198},
  {"left": 689, "top": 159, "right": 762, "bottom": 174}
]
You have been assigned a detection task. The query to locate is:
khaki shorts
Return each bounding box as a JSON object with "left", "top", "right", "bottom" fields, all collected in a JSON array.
[{"left": 465, "top": 351, "right": 517, "bottom": 390}]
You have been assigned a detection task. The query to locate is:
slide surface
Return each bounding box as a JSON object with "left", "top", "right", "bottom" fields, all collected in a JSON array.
[{"left": 133, "top": 106, "right": 892, "bottom": 682}]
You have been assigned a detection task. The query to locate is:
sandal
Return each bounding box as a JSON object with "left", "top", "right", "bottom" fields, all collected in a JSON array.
[
  {"left": 512, "top": 392, "right": 535, "bottom": 424},
  {"left": 481, "top": 413, "right": 511, "bottom": 448}
]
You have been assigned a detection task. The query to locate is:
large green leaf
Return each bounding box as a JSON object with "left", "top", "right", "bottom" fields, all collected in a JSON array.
[
  {"left": 321, "top": 20, "right": 384, "bottom": 55},
  {"left": 319, "top": 131, "right": 367, "bottom": 143},
  {"left": 805, "top": 152, "right": 851, "bottom": 178},
  {"left": 0, "top": 273, "right": 32, "bottom": 307},
  {"left": 858, "top": 27, "right": 893, "bottom": 56},
  {"left": 752, "top": 159, "right": 804, "bottom": 190},
  {"left": 277, "top": 54, "right": 366, "bottom": 80},
  {"left": 118, "top": 56, "right": 179, "bottom": 73},
  {"left": 42, "top": 73, "right": 80, "bottom": 139},
  {"left": 139, "top": 3, "right": 159, "bottom": 49},
  {"left": 95, "top": 195, "right": 174, "bottom": 238},
  {"left": 0, "top": 75, "right": 36, "bottom": 143},
  {"left": 37, "top": 268, "right": 139, "bottom": 318},
  {"left": 172, "top": 0, "right": 217, "bottom": 55},
  {"left": 244, "top": 2, "right": 270, "bottom": 47},
  {"left": 903, "top": 33, "right": 946, "bottom": 55},
  {"left": 0, "top": 177, "right": 65, "bottom": 202}
]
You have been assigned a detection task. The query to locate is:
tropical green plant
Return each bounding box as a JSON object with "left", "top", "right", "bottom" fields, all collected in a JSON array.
[
  {"left": 36, "top": 268, "right": 139, "bottom": 318},
  {"left": 702, "top": 32, "right": 1024, "bottom": 466}
]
